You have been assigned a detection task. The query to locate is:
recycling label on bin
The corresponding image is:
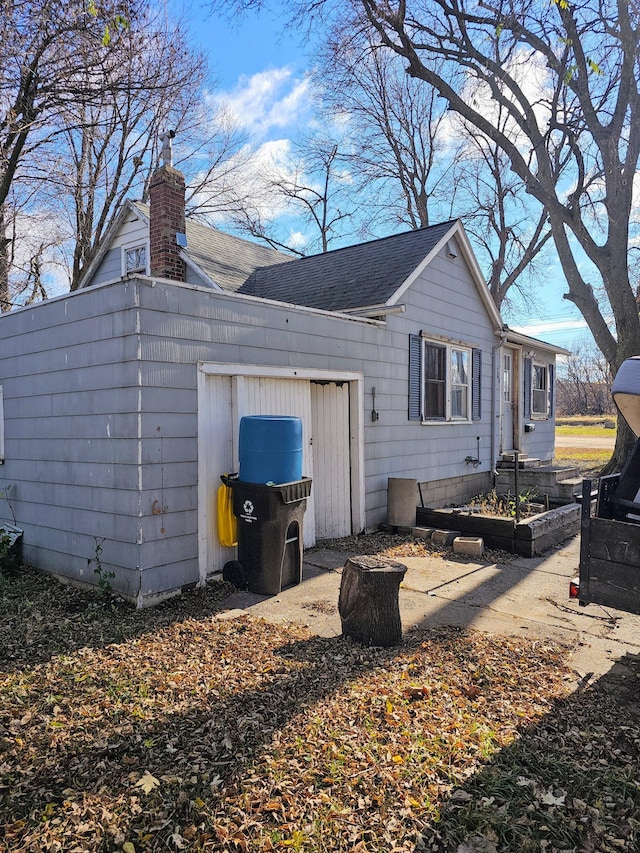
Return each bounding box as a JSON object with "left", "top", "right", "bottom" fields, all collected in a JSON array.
[{"left": 240, "top": 499, "right": 258, "bottom": 523}]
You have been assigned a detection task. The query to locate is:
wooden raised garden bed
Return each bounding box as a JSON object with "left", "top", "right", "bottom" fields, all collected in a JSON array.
[{"left": 416, "top": 503, "right": 581, "bottom": 557}]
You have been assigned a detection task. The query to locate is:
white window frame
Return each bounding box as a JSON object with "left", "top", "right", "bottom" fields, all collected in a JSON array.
[
  {"left": 121, "top": 241, "right": 149, "bottom": 275},
  {"left": 421, "top": 338, "right": 472, "bottom": 423},
  {"left": 532, "top": 362, "right": 549, "bottom": 417},
  {"left": 503, "top": 352, "right": 512, "bottom": 403},
  {"left": 0, "top": 385, "right": 4, "bottom": 463}
]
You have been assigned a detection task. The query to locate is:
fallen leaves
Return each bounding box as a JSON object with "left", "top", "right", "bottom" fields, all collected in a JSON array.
[
  {"left": 540, "top": 789, "right": 567, "bottom": 807},
  {"left": 308, "top": 531, "right": 515, "bottom": 565},
  {"left": 2, "top": 564, "right": 640, "bottom": 851},
  {"left": 135, "top": 771, "right": 161, "bottom": 795}
]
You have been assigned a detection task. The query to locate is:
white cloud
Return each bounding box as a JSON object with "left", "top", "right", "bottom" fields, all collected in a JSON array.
[
  {"left": 191, "top": 137, "right": 303, "bottom": 223},
  {"left": 445, "top": 47, "right": 555, "bottom": 162},
  {"left": 9, "top": 209, "right": 71, "bottom": 304},
  {"left": 287, "top": 230, "right": 308, "bottom": 251},
  {"left": 208, "top": 68, "right": 312, "bottom": 139}
]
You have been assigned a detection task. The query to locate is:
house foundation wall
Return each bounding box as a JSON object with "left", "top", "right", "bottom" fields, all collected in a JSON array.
[{"left": 419, "top": 471, "right": 492, "bottom": 509}]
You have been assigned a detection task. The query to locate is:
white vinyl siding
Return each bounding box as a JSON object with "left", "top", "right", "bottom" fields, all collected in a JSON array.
[
  {"left": 0, "top": 385, "right": 4, "bottom": 462},
  {"left": 521, "top": 354, "right": 556, "bottom": 461}
]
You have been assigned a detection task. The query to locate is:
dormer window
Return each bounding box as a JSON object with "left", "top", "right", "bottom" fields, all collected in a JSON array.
[{"left": 123, "top": 244, "right": 147, "bottom": 274}]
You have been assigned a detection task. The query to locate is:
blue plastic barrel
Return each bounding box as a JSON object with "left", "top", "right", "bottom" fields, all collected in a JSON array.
[{"left": 239, "top": 415, "right": 303, "bottom": 484}]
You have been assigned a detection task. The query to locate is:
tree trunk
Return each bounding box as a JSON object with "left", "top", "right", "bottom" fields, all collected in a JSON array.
[
  {"left": 601, "top": 414, "right": 636, "bottom": 476},
  {"left": 0, "top": 205, "right": 10, "bottom": 312},
  {"left": 338, "top": 555, "right": 407, "bottom": 647}
]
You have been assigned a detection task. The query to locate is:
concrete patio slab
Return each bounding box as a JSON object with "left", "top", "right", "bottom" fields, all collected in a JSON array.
[{"left": 220, "top": 533, "right": 640, "bottom": 682}]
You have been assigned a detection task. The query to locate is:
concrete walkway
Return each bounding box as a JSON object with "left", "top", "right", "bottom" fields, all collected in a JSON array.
[
  {"left": 221, "top": 533, "right": 640, "bottom": 681},
  {"left": 555, "top": 434, "right": 616, "bottom": 449}
]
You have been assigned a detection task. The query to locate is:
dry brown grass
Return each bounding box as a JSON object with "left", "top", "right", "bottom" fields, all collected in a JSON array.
[{"left": 553, "top": 446, "right": 611, "bottom": 476}]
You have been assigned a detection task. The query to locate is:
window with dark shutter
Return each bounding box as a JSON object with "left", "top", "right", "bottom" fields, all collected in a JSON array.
[
  {"left": 471, "top": 348, "right": 481, "bottom": 420},
  {"left": 408, "top": 334, "right": 422, "bottom": 420},
  {"left": 523, "top": 357, "right": 532, "bottom": 419},
  {"left": 548, "top": 363, "right": 555, "bottom": 416}
]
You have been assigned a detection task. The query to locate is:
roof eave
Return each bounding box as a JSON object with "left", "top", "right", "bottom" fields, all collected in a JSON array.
[
  {"left": 179, "top": 250, "right": 223, "bottom": 291},
  {"left": 504, "top": 327, "right": 571, "bottom": 356},
  {"left": 343, "top": 302, "right": 406, "bottom": 318}
]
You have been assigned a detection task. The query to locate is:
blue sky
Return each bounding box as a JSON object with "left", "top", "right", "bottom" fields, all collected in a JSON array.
[
  {"left": 179, "top": 3, "right": 593, "bottom": 350},
  {"left": 185, "top": 4, "right": 309, "bottom": 90}
]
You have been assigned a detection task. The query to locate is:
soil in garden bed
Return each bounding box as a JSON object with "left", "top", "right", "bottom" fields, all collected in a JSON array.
[{"left": 417, "top": 502, "right": 581, "bottom": 557}]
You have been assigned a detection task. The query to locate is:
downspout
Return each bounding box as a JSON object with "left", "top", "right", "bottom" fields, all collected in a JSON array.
[{"left": 491, "top": 330, "right": 508, "bottom": 478}]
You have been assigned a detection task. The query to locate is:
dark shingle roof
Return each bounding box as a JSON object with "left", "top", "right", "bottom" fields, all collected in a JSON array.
[
  {"left": 132, "top": 202, "right": 292, "bottom": 291},
  {"left": 184, "top": 218, "right": 292, "bottom": 291},
  {"left": 239, "top": 221, "right": 457, "bottom": 311}
]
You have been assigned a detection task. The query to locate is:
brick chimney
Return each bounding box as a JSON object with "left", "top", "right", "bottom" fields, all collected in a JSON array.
[{"left": 149, "top": 164, "right": 186, "bottom": 281}]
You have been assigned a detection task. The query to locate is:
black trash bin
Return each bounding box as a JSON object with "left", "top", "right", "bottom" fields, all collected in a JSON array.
[{"left": 226, "top": 477, "right": 312, "bottom": 595}]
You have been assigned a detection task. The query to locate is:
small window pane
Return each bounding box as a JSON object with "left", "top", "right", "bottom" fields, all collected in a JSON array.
[
  {"left": 533, "top": 365, "right": 546, "bottom": 390},
  {"left": 532, "top": 364, "right": 548, "bottom": 414},
  {"left": 451, "top": 349, "right": 468, "bottom": 385},
  {"left": 125, "top": 245, "right": 146, "bottom": 272},
  {"left": 424, "top": 344, "right": 446, "bottom": 419},
  {"left": 451, "top": 348, "right": 468, "bottom": 419},
  {"left": 503, "top": 353, "right": 512, "bottom": 403}
]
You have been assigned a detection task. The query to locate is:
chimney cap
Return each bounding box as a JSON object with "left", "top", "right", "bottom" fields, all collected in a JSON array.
[{"left": 159, "top": 129, "right": 176, "bottom": 167}]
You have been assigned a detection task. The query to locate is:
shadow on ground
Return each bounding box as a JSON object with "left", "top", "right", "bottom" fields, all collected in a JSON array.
[
  {"left": 2, "top": 557, "right": 640, "bottom": 851},
  {"left": 0, "top": 565, "right": 234, "bottom": 671}
]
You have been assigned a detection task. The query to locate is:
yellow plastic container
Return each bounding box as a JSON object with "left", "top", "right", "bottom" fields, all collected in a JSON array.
[{"left": 217, "top": 480, "right": 238, "bottom": 547}]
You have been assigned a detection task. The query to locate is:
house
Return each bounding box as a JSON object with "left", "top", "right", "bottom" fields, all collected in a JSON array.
[{"left": 0, "top": 163, "right": 567, "bottom": 605}]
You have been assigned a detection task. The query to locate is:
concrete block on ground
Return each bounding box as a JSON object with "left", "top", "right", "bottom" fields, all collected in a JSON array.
[
  {"left": 214, "top": 609, "right": 247, "bottom": 621},
  {"left": 453, "top": 536, "right": 485, "bottom": 558},
  {"left": 556, "top": 477, "right": 583, "bottom": 501},
  {"left": 412, "top": 526, "right": 435, "bottom": 540},
  {"left": 431, "top": 529, "right": 462, "bottom": 546}
]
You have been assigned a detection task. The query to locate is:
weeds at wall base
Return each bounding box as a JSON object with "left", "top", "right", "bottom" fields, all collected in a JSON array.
[{"left": 87, "top": 536, "right": 116, "bottom": 598}]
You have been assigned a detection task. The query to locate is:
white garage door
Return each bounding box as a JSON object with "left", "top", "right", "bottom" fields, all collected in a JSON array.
[
  {"left": 199, "top": 374, "right": 235, "bottom": 578},
  {"left": 199, "top": 368, "right": 358, "bottom": 579},
  {"left": 311, "top": 381, "right": 352, "bottom": 539},
  {"left": 236, "top": 375, "right": 315, "bottom": 546}
]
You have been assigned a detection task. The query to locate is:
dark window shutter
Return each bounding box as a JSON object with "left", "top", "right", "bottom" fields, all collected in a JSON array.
[
  {"left": 523, "top": 357, "right": 532, "bottom": 419},
  {"left": 472, "top": 348, "right": 482, "bottom": 420},
  {"left": 409, "top": 334, "right": 422, "bottom": 420},
  {"left": 548, "top": 363, "right": 555, "bottom": 416}
]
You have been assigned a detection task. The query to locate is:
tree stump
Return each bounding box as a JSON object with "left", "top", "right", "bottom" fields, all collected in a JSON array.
[{"left": 338, "top": 555, "right": 407, "bottom": 647}]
